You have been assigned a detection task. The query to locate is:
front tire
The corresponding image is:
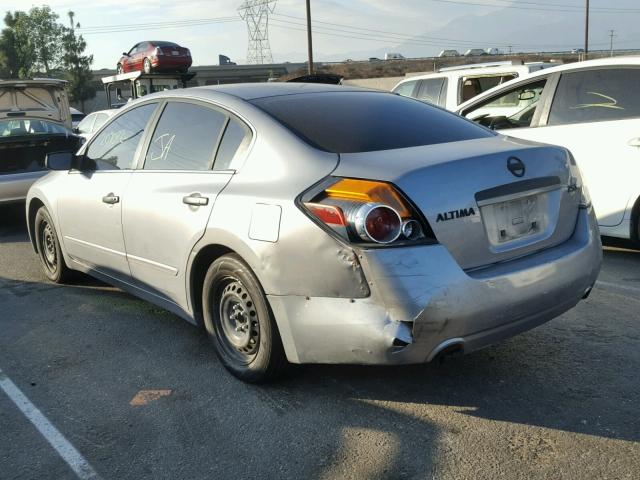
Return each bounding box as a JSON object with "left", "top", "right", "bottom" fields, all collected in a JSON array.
[
  {"left": 116, "top": 63, "right": 123, "bottom": 74},
  {"left": 202, "top": 254, "right": 287, "bottom": 383},
  {"left": 143, "top": 58, "right": 152, "bottom": 74},
  {"left": 34, "top": 207, "right": 72, "bottom": 283}
]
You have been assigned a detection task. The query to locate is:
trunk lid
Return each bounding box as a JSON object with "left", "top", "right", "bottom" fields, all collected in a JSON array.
[
  {"left": 0, "top": 79, "right": 71, "bottom": 128},
  {"left": 334, "top": 136, "right": 581, "bottom": 270}
]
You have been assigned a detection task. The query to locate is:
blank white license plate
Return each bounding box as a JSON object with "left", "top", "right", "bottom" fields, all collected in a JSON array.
[
  {"left": 482, "top": 193, "right": 544, "bottom": 245},
  {"left": 171, "top": 51, "right": 180, "bottom": 56}
]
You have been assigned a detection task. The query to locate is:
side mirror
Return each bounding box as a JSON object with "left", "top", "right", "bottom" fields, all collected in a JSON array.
[
  {"left": 122, "top": 52, "right": 129, "bottom": 56},
  {"left": 73, "top": 127, "right": 80, "bottom": 134},
  {"left": 518, "top": 90, "right": 536, "bottom": 101},
  {"left": 45, "top": 152, "right": 74, "bottom": 171}
]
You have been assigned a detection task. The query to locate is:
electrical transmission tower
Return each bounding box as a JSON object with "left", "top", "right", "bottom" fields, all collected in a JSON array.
[{"left": 238, "top": 0, "right": 277, "bottom": 64}]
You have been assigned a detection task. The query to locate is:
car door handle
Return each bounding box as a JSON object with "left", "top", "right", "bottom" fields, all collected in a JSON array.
[
  {"left": 102, "top": 193, "right": 120, "bottom": 204},
  {"left": 183, "top": 194, "right": 209, "bottom": 206},
  {"left": 628, "top": 137, "right": 640, "bottom": 147}
]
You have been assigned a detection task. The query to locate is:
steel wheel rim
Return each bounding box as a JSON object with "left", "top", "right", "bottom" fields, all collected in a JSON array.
[
  {"left": 216, "top": 279, "right": 260, "bottom": 363},
  {"left": 40, "top": 221, "right": 58, "bottom": 274}
]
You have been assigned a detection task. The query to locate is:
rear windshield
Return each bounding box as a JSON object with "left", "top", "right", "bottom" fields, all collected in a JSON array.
[
  {"left": 0, "top": 119, "right": 70, "bottom": 137},
  {"left": 251, "top": 91, "right": 493, "bottom": 153}
]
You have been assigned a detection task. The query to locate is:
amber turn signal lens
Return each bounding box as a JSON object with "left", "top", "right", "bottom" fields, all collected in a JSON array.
[{"left": 325, "top": 179, "right": 411, "bottom": 218}]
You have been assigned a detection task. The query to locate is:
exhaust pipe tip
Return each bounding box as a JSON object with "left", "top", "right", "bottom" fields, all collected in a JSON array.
[{"left": 427, "top": 338, "right": 465, "bottom": 363}]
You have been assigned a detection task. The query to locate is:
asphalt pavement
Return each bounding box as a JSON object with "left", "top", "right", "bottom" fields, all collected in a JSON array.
[{"left": 0, "top": 203, "right": 638, "bottom": 480}]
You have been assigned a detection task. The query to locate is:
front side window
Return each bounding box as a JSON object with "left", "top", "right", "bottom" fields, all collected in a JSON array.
[
  {"left": 393, "top": 80, "right": 418, "bottom": 98},
  {"left": 416, "top": 78, "right": 446, "bottom": 106},
  {"left": 548, "top": 68, "right": 640, "bottom": 126},
  {"left": 85, "top": 103, "right": 157, "bottom": 170},
  {"left": 463, "top": 79, "right": 547, "bottom": 130},
  {"left": 460, "top": 74, "right": 518, "bottom": 103},
  {"left": 76, "top": 114, "right": 95, "bottom": 134},
  {"left": 144, "top": 102, "right": 227, "bottom": 171},
  {"left": 92, "top": 113, "right": 109, "bottom": 132}
]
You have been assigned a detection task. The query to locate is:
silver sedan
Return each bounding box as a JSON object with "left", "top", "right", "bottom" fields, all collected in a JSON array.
[{"left": 26, "top": 83, "right": 602, "bottom": 382}]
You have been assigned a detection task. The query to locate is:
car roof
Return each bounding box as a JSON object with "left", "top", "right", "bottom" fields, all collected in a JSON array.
[
  {"left": 190, "top": 82, "right": 371, "bottom": 100},
  {"left": 395, "top": 64, "right": 546, "bottom": 86},
  {"left": 456, "top": 55, "right": 640, "bottom": 111}
]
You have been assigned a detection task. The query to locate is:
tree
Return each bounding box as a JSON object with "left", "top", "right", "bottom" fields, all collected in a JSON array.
[
  {"left": 0, "top": 11, "right": 36, "bottom": 78},
  {"left": 61, "top": 11, "right": 95, "bottom": 111},
  {"left": 22, "top": 6, "right": 64, "bottom": 75}
]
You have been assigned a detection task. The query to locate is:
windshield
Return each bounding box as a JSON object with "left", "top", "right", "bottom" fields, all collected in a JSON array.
[
  {"left": 251, "top": 91, "right": 493, "bottom": 153},
  {"left": 0, "top": 119, "right": 70, "bottom": 138}
]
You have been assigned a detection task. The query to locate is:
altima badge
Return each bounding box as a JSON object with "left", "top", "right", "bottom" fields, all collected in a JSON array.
[{"left": 436, "top": 208, "right": 476, "bottom": 222}]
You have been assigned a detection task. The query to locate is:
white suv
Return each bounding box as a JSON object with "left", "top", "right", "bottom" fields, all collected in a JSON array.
[
  {"left": 457, "top": 56, "right": 640, "bottom": 241},
  {"left": 392, "top": 61, "right": 558, "bottom": 111}
]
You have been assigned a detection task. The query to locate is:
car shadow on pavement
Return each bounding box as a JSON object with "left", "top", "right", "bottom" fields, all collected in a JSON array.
[
  {"left": 0, "top": 204, "right": 30, "bottom": 244},
  {"left": 1, "top": 271, "right": 638, "bottom": 479},
  {"left": 2, "top": 205, "right": 638, "bottom": 478}
]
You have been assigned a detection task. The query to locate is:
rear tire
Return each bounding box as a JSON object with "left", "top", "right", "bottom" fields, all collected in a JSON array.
[
  {"left": 143, "top": 58, "right": 152, "bottom": 74},
  {"left": 202, "top": 254, "right": 288, "bottom": 383},
  {"left": 34, "top": 207, "right": 72, "bottom": 283}
]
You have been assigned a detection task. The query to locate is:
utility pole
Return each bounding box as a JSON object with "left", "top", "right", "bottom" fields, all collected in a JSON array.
[
  {"left": 306, "top": 0, "right": 314, "bottom": 74},
  {"left": 584, "top": 0, "right": 590, "bottom": 59},
  {"left": 609, "top": 29, "right": 616, "bottom": 57}
]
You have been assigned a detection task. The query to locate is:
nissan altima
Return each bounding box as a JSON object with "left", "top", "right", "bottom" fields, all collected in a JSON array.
[{"left": 26, "top": 83, "right": 602, "bottom": 382}]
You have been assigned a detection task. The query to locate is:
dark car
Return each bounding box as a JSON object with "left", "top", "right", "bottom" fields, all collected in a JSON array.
[
  {"left": 0, "top": 79, "right": 81, "bottom": 204},
  {"left": 117, "top": 41, "right": 192, "bottom": 75}
]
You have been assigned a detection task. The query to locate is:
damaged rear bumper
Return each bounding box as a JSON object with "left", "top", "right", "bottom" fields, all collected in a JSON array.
[{"left": 268, "top": 207, "right": 602, "bottom": 365}]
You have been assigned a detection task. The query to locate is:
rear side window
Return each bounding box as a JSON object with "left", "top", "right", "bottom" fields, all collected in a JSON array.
[
  {"left": 214, "top": 118, "right": 252, "bottom": 170},
  {"left": 393, "top": 80, "right": 418, "bottom": 97},
  {"left": 548, "top": 68, "right": 640, "bottom": 125},
  {"left": 251, "top": 92, "right": 493, "bottom": 153},
  {"left": 144, "top": 102, "right": 227, "bottom": 171},
  {"left": 86, "top": 103, "right": 157, "bottom": 170},
  {"left": 416, "top": 78, "right": 446, "bottom": 107}
]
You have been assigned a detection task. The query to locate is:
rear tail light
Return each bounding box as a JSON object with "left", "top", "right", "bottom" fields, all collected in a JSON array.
[
  {"left": 567, "top": 151, "right": 591, "bottom": 209},
  {"left": 301, "top": 177, "right": 435, "bottom": 246}
]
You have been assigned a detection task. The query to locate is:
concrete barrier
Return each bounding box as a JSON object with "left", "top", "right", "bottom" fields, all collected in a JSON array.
[{"left": 343, "top": 77, "right": 404, "bottom": 91}]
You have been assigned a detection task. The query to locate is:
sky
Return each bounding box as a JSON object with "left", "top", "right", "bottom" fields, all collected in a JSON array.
[{"left": 2, "top": 0, "right": 639, "bottom": 68}]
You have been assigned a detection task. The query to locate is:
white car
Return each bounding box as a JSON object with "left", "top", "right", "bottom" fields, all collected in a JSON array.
[
  {"left": 456, "top": 56, "right": 640, "bottom": 241},
  {"left": 74, "top": 109, "right": 118, "bottom": 141},
  {"left": 392, "top": 61, "right": 558, "bottom": 111}
]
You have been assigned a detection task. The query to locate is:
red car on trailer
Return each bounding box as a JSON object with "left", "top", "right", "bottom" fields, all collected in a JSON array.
[{"left": 117, "top": 41, "right": 192, "bottom": 74}]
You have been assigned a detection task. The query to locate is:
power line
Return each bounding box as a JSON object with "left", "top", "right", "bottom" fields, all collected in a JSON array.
[
  {"left": 78, "top": 17, "right": 240, "bottom": 35},
  {"left": 271, "top": 15, "right": 613, "bottom": 49},
  {"left": 427, "top": 0, "right": 640, "bottom": 14}
]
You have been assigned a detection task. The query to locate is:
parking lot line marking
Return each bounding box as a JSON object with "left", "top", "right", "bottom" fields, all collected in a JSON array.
[
  {"left": 0, "top": 368, "right": 101, "bottom": 480},
  {"left": 596, "top": 280, "right": 640, "bottom": 296}
]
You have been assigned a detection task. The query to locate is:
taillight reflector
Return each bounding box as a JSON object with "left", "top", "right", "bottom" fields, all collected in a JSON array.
[{"left": 306, "top": 203, "right": 346, "bottom": 226}]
